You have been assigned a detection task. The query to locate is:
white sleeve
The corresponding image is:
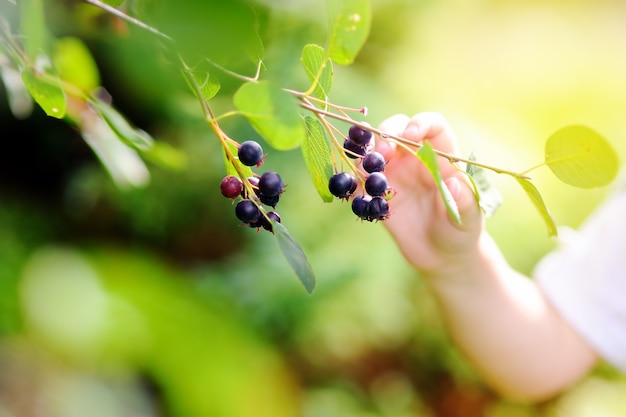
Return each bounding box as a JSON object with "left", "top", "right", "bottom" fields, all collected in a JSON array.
[{"left": 534, "top": 186, "right": 626, "bottom": 372}]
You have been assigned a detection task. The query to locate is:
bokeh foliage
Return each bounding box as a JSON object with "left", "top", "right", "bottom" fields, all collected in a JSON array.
[{"left": 1, "top": 0, "right": 625, "bottom": 416}]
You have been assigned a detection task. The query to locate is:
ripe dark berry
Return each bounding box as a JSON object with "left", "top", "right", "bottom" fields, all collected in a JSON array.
[
  {"left": 348, "top": 124, "right": 372, "bottom": 146},
  {"left": 364, "top": 172, "right": 388, "bottom": 197},
  {"left": 328, "top": 172, "right": 357, "bottom": 199},
  {"left": 343, "top": 139, "right": 367, "bottom": 159},
  {"left": 362, "top": 151, "right": 386, "bottom": 173},
  {"left": 238, "top": 140, "right": 264, "bottom": 166},
  {"left": 367, "top": 197, "right": 389, "bottom": 221},
  {"left": 352, "top": 195, "right": 371, "bottom": 219},
  {"left": 258, "top": 171, "right": 284, "bottom": 197},
  {"left": 260, "top": 193, "right": 280, "bottom": 208},
  {"left": 261, "top": 211, "right": 281, "bottom": 232},
  {"left": 235, "top": 199, "right": 261, "bottom": 224},
  {"left": 220, "top": 175, "right": 243, "bottom": 199}
]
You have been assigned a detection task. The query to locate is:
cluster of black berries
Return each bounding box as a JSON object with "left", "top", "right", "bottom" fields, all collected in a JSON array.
[
  {"left": 328, "top": 124, "right": 393, "bottom": 222},
  {"left": 220, "top": 140, "right": 283, "bottom": 233}
]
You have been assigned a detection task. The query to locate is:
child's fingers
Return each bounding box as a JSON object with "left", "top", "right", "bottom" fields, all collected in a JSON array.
[
  {"left": 374, "top": 113, "right": 410, "bottom": 160},
  {"left": 402, "top": 112, "right": 461, "bottom": 155}
]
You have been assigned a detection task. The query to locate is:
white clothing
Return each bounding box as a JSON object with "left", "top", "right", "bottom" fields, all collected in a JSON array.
[{"left": 535, "top": 177, "right": 626, "bottom": 372}]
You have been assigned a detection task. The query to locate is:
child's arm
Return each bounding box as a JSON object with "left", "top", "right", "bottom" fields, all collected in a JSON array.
[{"left": 376, "top": 112, "right": 598, "bottom": 401}]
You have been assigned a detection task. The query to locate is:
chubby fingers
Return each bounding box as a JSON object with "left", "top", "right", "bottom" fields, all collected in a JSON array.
[{"left": 374, "top": 113, "right": 410, "bottom": 160}]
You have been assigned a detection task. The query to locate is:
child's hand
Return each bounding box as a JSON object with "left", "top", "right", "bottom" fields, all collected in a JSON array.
[{"left": 375, "top": 112, "right": 484, "bottom": 276}]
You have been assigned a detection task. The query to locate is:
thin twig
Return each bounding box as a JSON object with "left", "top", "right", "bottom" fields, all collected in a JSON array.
[{"left": 82, "top": 0, "right": 174, "bottom": 42}]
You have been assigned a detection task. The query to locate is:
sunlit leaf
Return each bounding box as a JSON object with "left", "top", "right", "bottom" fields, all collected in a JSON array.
[
  {"left": 302, "top": 116, "right": 334, "bottom": 202},
  {"left": 92, "top": 98, "right": 154, "bottom": 151},
  {"left": 466, "top": 153, "right": 502, "bottom": 218},
  {"left": 21, "top": 60, "right": 66, "bottom": 119},
  {"left": 327, "top": 0, "right": 371, "bottom": 65},
  {"left": 233, "top": 81, "right": 306, "bottom": 150},
  {"left": 301, "top": 44, "right": 333, "bottom": 101},
  {"left": 417, "top": 142, "right": 461, "bottom": 224},
  {"left": 274, "top": 222, "right": 316, "bottom": 294},
  {"left": 545, "top": 125, "right": 619, "bottom": 188},
  {"left": 515, "top": 178, "right": 557, "bottom": 236},
  {"left": 102, "top": 0, "right": 125, "bottom": 6},
  {"left": 53, "top": 37, "right": 100, "bottom": 93}
]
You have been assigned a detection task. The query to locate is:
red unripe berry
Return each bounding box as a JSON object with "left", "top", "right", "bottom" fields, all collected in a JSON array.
[{"left": 220, "top": 175, "right": 243, "bottom": 199}]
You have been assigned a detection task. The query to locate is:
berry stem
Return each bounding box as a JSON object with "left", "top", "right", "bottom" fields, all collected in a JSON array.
[
  {"left": 298, "top": 100, "right": 531, "bottom": 180},
  {"left": 179, "top": 56, "right": 258, "bottom": 198}
]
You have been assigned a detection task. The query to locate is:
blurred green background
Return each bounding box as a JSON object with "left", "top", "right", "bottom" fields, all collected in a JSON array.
[{"left": 1, "top": 0, "right": 625, "bottom": 416}]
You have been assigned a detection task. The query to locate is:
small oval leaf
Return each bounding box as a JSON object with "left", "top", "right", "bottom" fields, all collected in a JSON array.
[
  {"left": 234, "top": 81, "right": 306, "bottom": 150},
  {"left": 327, "top": 0, "right": 372, "bottom": 65},
  {"left": 302, "top": 116, "right": 334, "bottom": 202},
  {"left": 274, "top": 222, "right": 316, "bottom": 294},
  {"left": 545, "top": 125, "right": 619, "bottom": 188},
  {"left": 515, "top": 178, "right": 557, "bottom": 236},
  {"left": 417, "top": 142, "right": 461, "bottom": 224},
  {"left": 466, "top": 153, "right": 502, "bottom": 218},
  {"left": 53, "top": 37, "right": 101, "bottom": 93},
  {"left": 301, "top": 44, "right": 333, "bottom": 101},
  {"left": 21, "top": 62, "right": 67, "bottom": 119}
]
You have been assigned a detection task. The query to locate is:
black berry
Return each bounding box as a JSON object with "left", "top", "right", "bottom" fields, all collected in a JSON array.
[
  {"left": 238, "top": 140, "right": 264, "bottom": 166},
  {"left": 343, "top": 139, "right": 367, "bottom": 159},
  {"left": 352, "top": 195, "right": 371, "bottom": 219},
  {"left": 328, "top": 172, "right": 357, "bottom": 199},
  {"left": 260, "top": 193, "right": 280, "bottom": 208},
  {"left": 235, "top": 199, "right": 261, "bottom": 224},
  {"left": 220, "top": 175, "right": 243, "bottom": 198},
  {"left": 348, "top": 124, "right": 372, "bottom": 146},
  {"left": 258, "top": 172, "right": 284, "bottom": 197},
  {"left": 261, "top": 211, "right": 281, "bottom": 232},
  {"left": 364, "top": 172, "right": 388, "bottom": 197},
  {"left": 362, "top": 151, "right": 386, "bottom": 173},
  {"left": 367, "top": 197, "right": 389, "bottom": 221}
]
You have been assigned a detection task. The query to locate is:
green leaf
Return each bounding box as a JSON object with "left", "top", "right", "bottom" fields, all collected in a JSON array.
[
  {"left": 466, "top": 153, "right": 502, "bottom": 218},
  {"left": 545, "top": 125, "right": 619, "bottom": 188},
  {"left": 302, "top": 116, "right": 334, "bottom": 202},
  {"left": 326, "top": 0, "right": 372, "bottom": 65},
  {"left": 92, "top": 99, "right": 154, "bottom": 151},
  {"left": 301, "top": 44, "right": 333, "bottom": 101},
  {"left": 515, "top": 178, "right": 557, "bottom": 236},
  {"left": 274, "top": 222, "right": 316, "bottom": 294},
  {"left": 21, "top": 60, "right": 66, "bottom": 119},
  {"left": 53, "top": 37, "right": 100, "bottom": 93},
  {"left": 233, "top": 81, "right": 306, "bottom": 150},
  {"left": 184, "top": 69, "right": 220, "bottom": 101},
  {"left": 417, "top": 142, "right": 461, "bottom": 224}
]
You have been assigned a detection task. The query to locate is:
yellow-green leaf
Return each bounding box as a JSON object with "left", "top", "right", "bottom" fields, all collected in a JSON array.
[
  {"left": 327, "top": 0, "right": 372, "bottom": 65},
  {"left": 417, "top": 142, "right": 461, "bottom": 224},
  {"left": 233, "top": 81, "right": 306, "bottom": 150},
  {"left": 302, "top": 116, "right": 334, "bottom": 202},
  {"left": 545, "top": 125, "right": 619, "bottom": 188},
  {"left": 301, "top": 44, "right": 333, "bottom": 101},
  {"left": 21, "top": 63, "right": 66, "bottom": 119},
  {"left": 515, "top": 178, "right": 557, "bottom": 236},
  {"left": 53, "top": 37, "right": 100, "bottom": 93}
]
